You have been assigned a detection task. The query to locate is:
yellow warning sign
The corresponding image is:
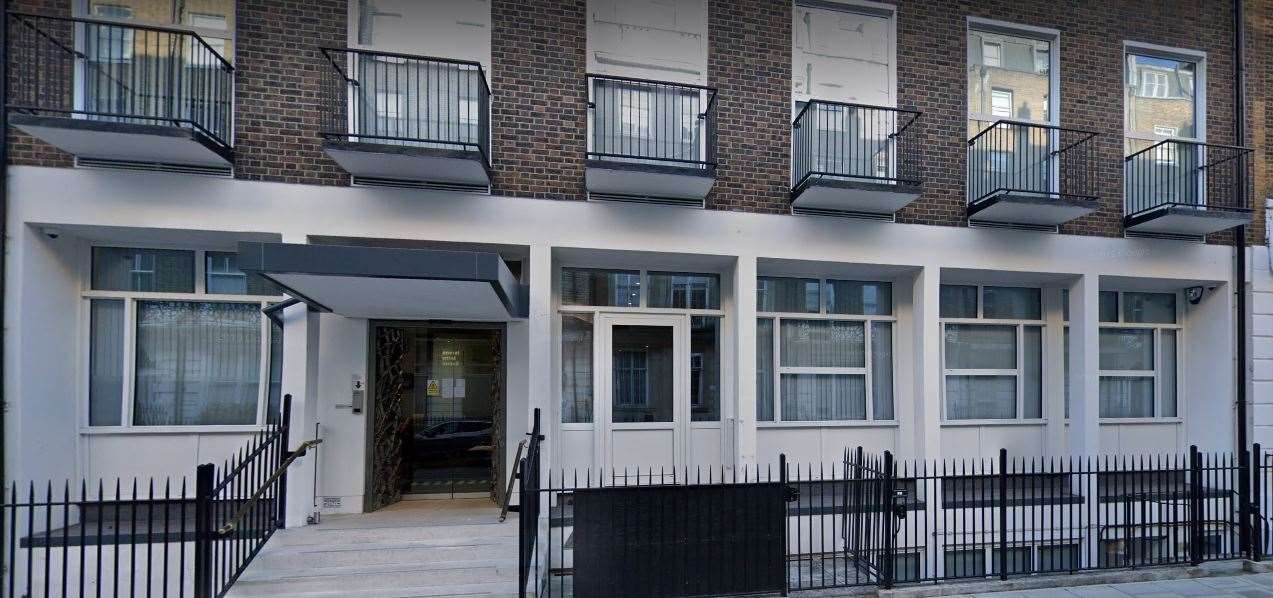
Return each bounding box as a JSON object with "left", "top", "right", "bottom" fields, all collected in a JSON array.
[{"left": 426, "top": 379, "right": 441, "bottom": 397}]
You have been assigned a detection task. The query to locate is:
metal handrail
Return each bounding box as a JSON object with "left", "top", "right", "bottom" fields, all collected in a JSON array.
[
  {"left": 215, "top": 438, "right": 322, "bottom": 537},
  {"left": 1124, "top": 138, "right": 1253, "bottom": 165},
  {"left": 792, "top": 99, "right": 921, "bottom": 133},
  {"left": 319, "top": 46, "right": 490, "bottom": 97},
  {"left": 967, "top": 119, "right": 1099, "bottom": 146},
  {"left": 8, "top": 11, "right": 234, "bottom": 72},
  {"left": 499, "top": 439, "right": 528, "bottom": 522}
]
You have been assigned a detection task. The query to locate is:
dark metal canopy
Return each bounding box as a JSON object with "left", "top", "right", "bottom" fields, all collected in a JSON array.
[{"left": 237, "top": 242, "right": 527, "bottom": 320}]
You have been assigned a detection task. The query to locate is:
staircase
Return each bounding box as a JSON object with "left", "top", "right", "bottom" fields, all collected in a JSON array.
[{"left": 228, "top": 499, "right": 520, "bottom": 597}]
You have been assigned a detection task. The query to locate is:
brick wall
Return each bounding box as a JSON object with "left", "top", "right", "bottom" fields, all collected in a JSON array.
[
  {"left": 234, "top": 0, "right": 348, "bottom": 185},
  {"left": 1248, "top": 0, "right": 1272, "bottom": 246},
  {"left": 7, "top": 0, "right": 73, "bottom": 168},
  {"left": 489, "top": 0, "right": 587, "bottom": 200}
]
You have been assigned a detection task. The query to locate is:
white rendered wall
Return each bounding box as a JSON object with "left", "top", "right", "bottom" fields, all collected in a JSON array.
[{"left": 1252, "top": 201, "right": 1273, "bottom": 448}]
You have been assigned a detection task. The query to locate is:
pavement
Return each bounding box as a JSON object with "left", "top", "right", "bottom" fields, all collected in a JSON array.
[{"left": 965, "top": 571, "right": 1273, "bottom": 597}]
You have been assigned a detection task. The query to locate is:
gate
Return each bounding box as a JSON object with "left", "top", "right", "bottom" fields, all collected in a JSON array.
[{"left": 843, "top": 447, "right": 899, "bottom": 588}]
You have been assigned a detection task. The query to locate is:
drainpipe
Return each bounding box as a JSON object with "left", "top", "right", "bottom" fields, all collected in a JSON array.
[
  {"left": 1, "top": 4, "right": 10, "bottom": 493},
  {"left": 1234, "top": 0, "right": 1248, "bottom": 455}
]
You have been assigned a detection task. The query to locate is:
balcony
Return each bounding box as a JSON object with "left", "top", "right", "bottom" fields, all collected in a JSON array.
[
  {"left": 585, "top": 74, "right": 716, "bottom": 204},
  {"left": 6, "top": 12, "right": 234, "bottom": 168},
  {"left": 319, "top": 48, "right": 491, "bottom": 188},
  {"left": 1124, "top": 140, "right": 1253, "bottom": 236},
  {"left": 966, "top": 120, "right": 1100, "bottom": 227},
  {"left": 790, "top": 102, "right": 922, "bottom": 215}
]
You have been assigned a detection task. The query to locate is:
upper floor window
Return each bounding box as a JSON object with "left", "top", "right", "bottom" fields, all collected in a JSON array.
[
  {"left": 1125, "top": 49, "right": 1201, "bottom": 142},
  {"left": 86, "top": 247, "right": 282, "bottom": 429},
  {"left": 792, "top": 2, "right": 894, "bottom": 107},
  {"left": 941, "top": 285, "right": 1043, "bottom": 421},
  {"left": 968, "top": 25, "right": 1054, "bottom": 127},
  {"left": 756, "top": 278, "right": 895, "bottom": 423},
  {"left": 82, "top": 0, "right": 235, "bottom": 60}
]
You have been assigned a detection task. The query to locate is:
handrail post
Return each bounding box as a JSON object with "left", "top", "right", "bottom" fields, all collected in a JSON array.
[
  {"left": 277, "top": 393, "right": 292, "bottom": 528},
  {"left": 517, "top": 455, "right": 528, "bottom": 598},
  {"left": 193, "top": 462, "right": 215, "bottom": 598},
  {"left": 998, "top": 448, "right": 1008, "bottom": 581},
  {"left": 779, "top": 453, "right": 789, "bottom": 597},
  {"left": 1242, "top": 446, "right": 1252, "bottom": 559},
  {"left": 1254, "top": 443, "right": 1264, "bottom": 562},
  {"left": 881, "top": 450, "right": 896, "bottom": 590},
  {"left": 1189, "top": 446, "right": 1203, "bottom": 565}
]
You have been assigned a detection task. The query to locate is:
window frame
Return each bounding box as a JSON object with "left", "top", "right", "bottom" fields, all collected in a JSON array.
[
  {"left": 81, "top": 245, "right": 283, "bottom": 433},
  {"left": 966, "top": 18, "right": 1061, "bottom": 127},
  {"left": 756, "top": 277, "right": 897, "bottom": 427},
  {"left": 1096, "top": 291, "right": 1183, "bottom": 422},
  {"left": 555, "top": 267, "right": 726, "bottom": 429},
  {"left": 940, "top": 285, "right": 1046, "bottom": 424},
  {"left": 1123, "top": 41, "right": 1206, "bottom": 144}
]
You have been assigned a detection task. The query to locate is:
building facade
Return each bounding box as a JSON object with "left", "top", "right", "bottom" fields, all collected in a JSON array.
[{"left": 3, "top": 0, "right": 1269, "bottom": 524}]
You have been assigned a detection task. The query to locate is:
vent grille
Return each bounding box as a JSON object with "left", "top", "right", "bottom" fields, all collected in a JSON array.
[
  {"left": 351, "top": 176, "right": 490, "bottom": 193},
  {"left": 968, "top": 219, "right": 1059, "bottom": 234},
  {"left": 588, "top": 192, "right": 705, "bottom": 208},
  {"left": 1125, "top": 230, "right": 1205, "bottom": 243},
  {"left": 790, "top": 206, "right": 896, "bottom": 222},
  {"left": 76, "top": 157, "right": 233, "bottom": 177},
  {"left": 321, "top": 496, "right": 342, "bottom": 510}
]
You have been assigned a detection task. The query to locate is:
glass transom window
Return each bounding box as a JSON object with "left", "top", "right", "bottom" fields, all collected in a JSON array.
[
  {"left": 757, "top": 278, "right": 894, "bottom": 423},
  {"left": 941, "top": 285, "right": 1043, "bottom": 421}
]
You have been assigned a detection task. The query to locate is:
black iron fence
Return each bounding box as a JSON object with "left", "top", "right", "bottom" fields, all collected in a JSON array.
[
  {"left": 1, "top": 396, "right": 304, "bottom": 598},
  {"left": 967, "top": 119, "right": 1099, "bottom": 206},
  {"left": 318, "top": 47, "right": 490, "bottom": 166},
  {"left": 517, "top": 409, "right": 543, "bottom": 598},
  {"left": 792, "top": 101, "right": 922, "bottom": 192},
  {"left": 586, "top": 74, "right": 716, "bottom": 168},
  {"left": 6, "top": 11, "right": 234, "bottom": 150},
  {"left": 1124, "top": 139, "right": 1253, "bottom": 218}
]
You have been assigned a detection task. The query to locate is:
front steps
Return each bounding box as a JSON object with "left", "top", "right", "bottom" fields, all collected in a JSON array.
[{"left": 229, "top": 499, "right": 519, "bottom": 597}]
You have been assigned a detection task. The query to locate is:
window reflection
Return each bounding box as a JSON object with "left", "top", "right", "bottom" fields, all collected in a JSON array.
[
  {"left": 968, "top": 30, "right": 1051, "bottom": 130},
  {"left": 1125, "top": 54, "right": 1197, "bottom": 141}
]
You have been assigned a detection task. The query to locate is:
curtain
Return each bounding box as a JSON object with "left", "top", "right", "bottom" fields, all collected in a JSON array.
[
  {"left": 560, "top": 313, "right": 594, "bottom": 423},
  {"left": 134, "top": 301, "right": 260, "bottom": 425},
  {"left": 946, "top": 375, "right": 1016, "bottom": 419},
  {"left": 781, "top": 374, "right": 867, "bottom": 421},
  {"left": 944, "top": 324, "right": 1016, "bottom": 369},
  {"left": 1099, "top": 376, "right": 1153, "bottom": 418},
  {"left": 756, "top": 318, "right": 775, "bottom": 421},
  {"left": 780, "top": 320, "right": 865, "bottom": 368},
  {"left": 89, "top": 299, "right": 125, "bottom": 426},
  {"left": 871, "top": 322, "right": 894, "bottom": 420}
]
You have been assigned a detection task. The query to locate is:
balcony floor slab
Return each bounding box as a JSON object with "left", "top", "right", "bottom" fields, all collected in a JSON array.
[
  {"left": 968, "top": 192, "right": 1099, "bottom": 226},
  {"left": 585, "top": 159, "right": 715, "bottom": 202},
  {"left": 9, "top": 113, "right": 232, "bottom": 167},
  {"left": 323, "top": 139, "right": 490, "bottom": 186},
  {"left": 790, "top": 177, "right": 922, "bottom": 214},
  {"left": 1124, "top": 206, "right": 1252, "bottom": 236}
]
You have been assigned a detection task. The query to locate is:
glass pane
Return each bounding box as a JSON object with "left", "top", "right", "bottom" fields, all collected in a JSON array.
[
  {"left": 1099, "top": 376, "right": 1154, "bottom": 418},
  {"left": 611, "top": 325, "right": 674, "bottom": 423},
  {"left": 944, "top": 324, "right": 1016, "bottom": 370},
  {"left": 92, "top": 247, "right": 194, "bottom": 293},
  {"left": 946, "top": 375, "right": 1017, "bottom": 419},
  {"left": 982, "top": 287, "right": 1041, "bottom": 320},
  {"left": 780, "top": 320, "right": 865, "bottom": 368},
  {"left": 1062, "top": 288, "right": 1070, "bottom": 321},
  {"left": 134, "top": 301, "right": 261, "bottom": 425},
  {"left": 991, "top": 547, "right": 1033, "bottom": 575},
  {"left": 894, "top": 553, "right": 921, "bottom": 582},
  {"left": 1161, "top": 329, "right": 1177, "bottom": 417},
  {"left": 266, "top": 318, "right": 283, "bottom": 425},
  {"left": 690, "top": 316, "right": 720, "bottom": 421},
  {"left": 648, "top": 272, "right": 720, "bottom": 309},
  {"left": 1100, "top": 328, "right": 1154, "bottom": 370},
  {"left": 780, "top": 374, "right": 867, "bottom": 421},
  {"left": 1063, "top": 327, "right": 1071, "bottom": 418},
  {"left": 1023, "top": 326, "right": 1042, "bottom": 418},
  {"left": 757, "top": 318, "right": 775, "bottom": 422},
  {"left": 1126, "top": 54, "right": 1197, "bottom": 139},
  {"left": 1039, "top": 545, "right": 1079, "bottom": 573},
  {"left": 1123, "top": 292, "right": 1176, "bottom": 324},
  {"left": 827, "top": 280, "right": 892, "bottom": 315},
  {"left": 969, "top": 30, "right": 1050, "bottom": 121},
  {"left": 561, "top": 313, "right": 594, "bottom": 423},
  {"left": 561, "top": 268, "right": 640, "bottom": 307},
  {"left": 89, "top": 299, "right": 125, "bottom": 426},
  {"left": 940, "top": 285, "right": 978, "bottom": 318},
  {"left": 757, "top": 277, "right": 819, "bottom": 313},
  {"left": 1099, "top": 291, "right": 1119, "bottom": 322},
  {"left": 871, "top": 322, "right": 894, "bottom": 420},
  {"left": 206, "top": 251, "right": 279, "bottom": 295},
  {"left": 944, "top": 548, "right": 986, "bottom": 578}
]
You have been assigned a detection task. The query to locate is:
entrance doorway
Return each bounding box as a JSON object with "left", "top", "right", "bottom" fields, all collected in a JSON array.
[{"left": 368, "top": 323, "right": 504, "bottom": 510}]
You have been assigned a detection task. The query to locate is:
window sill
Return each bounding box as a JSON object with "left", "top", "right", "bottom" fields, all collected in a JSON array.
[
  {"left": 757, "top": 420, "right": 899, "bottom": 429},
  {"left": 940, "top": 419, "right": 1047, "bottom": 427},
  {"left": 80, "top": 425, "right": 268, "bottom": 435},
  {"left": 1098, "top": 418, "right": 1183, "bottom": 425}
]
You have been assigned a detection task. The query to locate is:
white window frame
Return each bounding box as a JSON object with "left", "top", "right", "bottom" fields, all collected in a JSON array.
[
  {"left": 1123, "top": 41, "right": 1206, "bottom": 144},
  {"left": 989, "top": 88, "right": 1014, "bottom": 118},
  {"left": 940, "top": 285, "right": 1046, "bottom": 424},
  {"left": 80, "top": 245, "right": 283, "bottom": 434},
  {"left": 967, "top": 18, "right": 1061, "bottom": 127},
  {"left": 756, "top": 277, "right": 897, "bottom": 427},
  {"left": 1096, "top": 291, "right": 1183, "bottom": 422}
]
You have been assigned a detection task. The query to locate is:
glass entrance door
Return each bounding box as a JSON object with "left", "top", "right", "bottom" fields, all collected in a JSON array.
[
  {"left": 597, "top": 314, "right": 687, "bottom": 477},
  {"left": 402, "top": 327, "right": 500, "bottom": 498}
]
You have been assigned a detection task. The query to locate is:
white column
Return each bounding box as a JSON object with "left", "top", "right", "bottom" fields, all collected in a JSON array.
[
  {"left": 1042, "top": 285, "right": 1067, "bottom": 455},
  {"left": 913, "top": 266, "right": 942, "bottom": 460},
  {"left": 523, "top": 244, "right": 553, "bottom": 470},
  {"left": 733, "top": 255, "right": 758, "bottom": 470},
  {"left": 1067, "top": 274, "right": 1100, "bottom": 456},
  {"left": 282, "top": 302, "right": 321, "bottom": 528}
]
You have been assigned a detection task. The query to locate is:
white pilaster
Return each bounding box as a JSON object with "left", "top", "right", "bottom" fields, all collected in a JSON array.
[
  {"left": 1043, "top": 285, "right": 1067, "bottom": 455},
  {"left": 1067, "top": 274, "right": 1100, "bottom": 456},
  {"left": 914, "top": 266, "right": 942, "bottom": 460},
  {"left": 282, "top": 302, "right": 321, "bottom": 528},
  {"left": 733, "top": 255, "right": 758, "bottom": 469}
]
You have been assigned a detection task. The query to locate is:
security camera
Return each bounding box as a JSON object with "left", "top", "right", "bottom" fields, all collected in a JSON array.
[
  {"left": 42, "top": 228, "right": 59, "bottom": 239},
  {"left": 1185, "top": 286, "right": 1205, "bottom": 305}
]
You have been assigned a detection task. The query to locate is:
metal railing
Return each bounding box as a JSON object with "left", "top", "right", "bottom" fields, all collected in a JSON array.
[
  {"left": 319, "top": 47, "right": 490, "bottom": 166},
  {"left": 1124, "top": 139, "right": 1253, "bottom": 218},
  {"left": 516, "top": 409, "right": 543, "bottom": 598},
  {"left": 586, "top": 74, "right": 717, "bottom": 168},
  {"left": 6, "top": 11, "right": 234, "bottom": 149},
  {"left": 792, "top": 101, "right": 922, "bottom": 192},
  {"left": 967, "top": 120, "right": 1099, "bottom": 205},
  {"left": 1, "top": 395, "right": 298, "bottom": 598}
]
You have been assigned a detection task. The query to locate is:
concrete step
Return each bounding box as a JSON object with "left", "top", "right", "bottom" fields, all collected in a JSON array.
[
  {"left": 253, "top": 540, "right": 518, "bottom": 570},
  {"left": 230, "top": 559, "right": 517, "bottom": 595},
  {"left": 260, "top": 522, "right": 519, "bottom": 547},
  {"left": 227, "top": 579, "right": 519, "bottom": 598}
]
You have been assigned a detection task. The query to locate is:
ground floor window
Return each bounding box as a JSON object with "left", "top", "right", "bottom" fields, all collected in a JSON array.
[
  {"left": 85, "top": 247, "right": 282, "bottom": 428},
  {"left": 1097, "top": 292, "right": 1179, "bottom": 419},
  {"left": 940, "top": 285, "right": 1043, "bottom": 421}
]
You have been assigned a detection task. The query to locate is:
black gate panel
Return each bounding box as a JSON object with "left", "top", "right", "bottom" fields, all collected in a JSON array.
[{"left": 573, "top": 482, "right": 786, "bottom": 597}]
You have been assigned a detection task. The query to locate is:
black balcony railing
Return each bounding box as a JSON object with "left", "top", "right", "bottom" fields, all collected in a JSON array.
[
  {"left": 1124, "top": 139, "right": 1253, "bottom": 218},
  {"left": 6, "top": 12, "right": 234, "bottom": 149},
  {"left": 967, "top": 120, "right": 1098, "bottom": 206},
  {"left": 792, "top": 101, "right": 922, "bottom": 192},
  {"left": 586, "top": 74, "right": 717, "bottom": 168},
  {"left": 319, "top": 47, "right": 490, "bottom": 166}
]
